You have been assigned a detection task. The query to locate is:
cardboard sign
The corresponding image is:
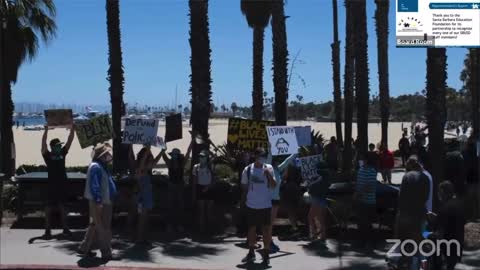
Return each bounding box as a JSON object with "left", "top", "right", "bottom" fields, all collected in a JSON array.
[
  {"left": 266, "top": 126, "right": 299, "bottom": 156},
  {"left": 75, "top": 115, "right": 113, "bottom": 149},
  {"left": 298, "top": 155, "right": 323, "bottom": 182},
  {"left": 45, "top": 109, "right": 73, "bottom": 127},
  {"left": 165, "top": 113, "right": 183, "bottom": 142},
  {"left": 123, "top": 118, "right": 159, "bottom": 145},
  {"left": 227, "top": 118, "right": 273, "bottom": 151},
  {"left": 295, "top": 126, "right": 312, "bottom": 147}
]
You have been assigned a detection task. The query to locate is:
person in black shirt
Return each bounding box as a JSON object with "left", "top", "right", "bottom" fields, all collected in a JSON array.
[
  {"left": 41, "top": 124, "right": 75, "bottom": 239},
  {"left": 430, "top": 181, "right": 466, "bottom": 270},
  {"left": 161, "top": 139, "right": 193, "bottom": 232},
  {"left": 398, "top": 133, "right": 410, "bottom": 167},
  {"left": 367, "top": 143, "right": 380, "bottom": 172}
]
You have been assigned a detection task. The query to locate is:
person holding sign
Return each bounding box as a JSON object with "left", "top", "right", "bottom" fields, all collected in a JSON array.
[
  {"left": 192, "top": 150, "right": 216, "bottom": 234},
  {"left": 41, "top": 124, "right": 75, "bottom": 239},
  {"left": 160, "top": 139, "right": 193, "bottom": 233},
  {"left": 134, "top": 144, "right": 163, "bottom": 244},
  {"left": 240, "top": 148, "right": 277, "bottom": 266}
]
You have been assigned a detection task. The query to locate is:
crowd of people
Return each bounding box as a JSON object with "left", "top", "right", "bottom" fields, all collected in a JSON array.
[{"left": 38, "top": 124, "right": 478, "bottom": 267}]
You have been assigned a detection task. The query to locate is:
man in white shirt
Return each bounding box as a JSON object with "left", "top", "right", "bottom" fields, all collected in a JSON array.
[
  {"left": 240, "top": 148, "right": 277, "bottom": 266},
  {"left": 422, "top": 167, "right": 433, "bottom": 212}
]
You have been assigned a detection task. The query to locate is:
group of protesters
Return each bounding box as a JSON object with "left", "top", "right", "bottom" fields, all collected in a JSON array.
[{"left": 38, "top": 123, "right": 477, "bottom": 267}]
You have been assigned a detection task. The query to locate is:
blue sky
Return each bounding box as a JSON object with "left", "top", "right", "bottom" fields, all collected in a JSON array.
[{"left": 13, "top": 0, "right": 469, "bottom": 107}]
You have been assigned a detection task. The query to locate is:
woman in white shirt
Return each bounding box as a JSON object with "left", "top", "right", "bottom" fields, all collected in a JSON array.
[{"left": 192, "top": 150, "right": 215, "bottom": 233}]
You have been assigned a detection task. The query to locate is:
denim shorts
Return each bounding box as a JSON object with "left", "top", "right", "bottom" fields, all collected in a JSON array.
[
  {"left": 138, "top": 175, "right": 153, "bottom": 210},
  {"left": 310, "top": 196, "right": 328, "bottom": 208}
]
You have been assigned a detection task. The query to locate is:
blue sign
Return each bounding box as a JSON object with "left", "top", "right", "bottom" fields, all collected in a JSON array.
[{"left": 398, "top": 0, "right": 419, "bottom": 12}]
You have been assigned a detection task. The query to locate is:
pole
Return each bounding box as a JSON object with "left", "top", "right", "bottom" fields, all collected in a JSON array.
[{"left": 0, "top": 17, "right": 5, "bottom": 176}]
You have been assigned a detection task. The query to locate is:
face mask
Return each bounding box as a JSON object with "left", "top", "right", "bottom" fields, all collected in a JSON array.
[
  {"left": 52, "top": 145, "right": 62, "bottom": 155},
  {"left": 199, "top": 157, "right": 208, "bottom": 165}
]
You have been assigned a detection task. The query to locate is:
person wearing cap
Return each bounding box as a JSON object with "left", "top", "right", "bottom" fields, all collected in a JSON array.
[
  {"left": 41, "top": 124, "right": 75, "bottom": 239},
  {"left": 134, "top": 144, "right": 163, "bottom": 243},
  {"left": 78, "top": 143, "right": 117, "bottom": 260},
  {"left": 160, "top": 140, "right": 193, "bottom": 232},
  {"left": 192, "top": 150, "right": 216, "bottom": 234},
  {"left": 240, "top": 147, "right": 277, "bottom": 266}
]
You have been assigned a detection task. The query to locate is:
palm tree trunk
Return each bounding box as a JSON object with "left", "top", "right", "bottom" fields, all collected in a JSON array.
[
  {"left": 353, "top": 0, "right": 370, "bottom": 157},
  {"left": 106, "top": 0, "right": 125, "bottom": 174},
  {"left": 426, "top": 48, "right": 447, "bottom": 211},
  {"left": 252, "top": 26, "right": 264, "bottom": 121},
  {"left": 332, "top": 0, "right": 343, "bottom": 146},
  {"left": 272, "top": 0, "right": 289, "bottom": 125},
  {"left": 189, "top": 0, "right": 212, "bottom": 164},
  {"left": 342, "top": 0, "right": 355, "bottom": 175},
  {"left": 0, "top": 21, "right": 4, "bottom": 225},
  {"left": 375, "top": 0, "right": 390, "bottom": 148},
  {"left": 470, "top": 49, "right": 479, "bottom": 138}
]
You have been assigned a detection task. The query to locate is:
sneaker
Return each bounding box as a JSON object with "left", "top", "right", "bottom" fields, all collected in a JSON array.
[
  {"left": 261, "top": 250, "right": 270, "bottom": 266},
  {"left": 241, "top": 250, "right": 256, "bottom": 263},
  {"left": 270, "top": 242, "right": 280, "bottom": 253}
]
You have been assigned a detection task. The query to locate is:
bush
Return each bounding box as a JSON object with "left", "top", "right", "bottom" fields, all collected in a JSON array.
[{"left": 1, "top": 184, "right": 18, "bottom": 214}]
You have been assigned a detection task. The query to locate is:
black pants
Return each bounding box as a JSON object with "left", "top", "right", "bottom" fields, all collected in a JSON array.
[{"left": 356, "top": 203, "right": 376, "bottom": 241}]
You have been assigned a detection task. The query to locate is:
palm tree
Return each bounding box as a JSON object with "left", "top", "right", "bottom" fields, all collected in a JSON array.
[
  {"left": 426, "top": 48, "right": 447, "bottom": 211},
  {"left": 271, "top": 0, "right": 288, "bottom": 125},
  {"left": 241, "top": 0, "right": 271, "bottom": 121},
  {"left": 375, "top": 0, "right": 390, "bottom": 148},
  {"left": 189, "top": 0, "right": 212, "bottom": 163},
  {"left": 0, "top": 0, "right": 56, "bottom": 177},
  {"left": 331, "top": 0, "right": 342, "bottom": 146},
  {"left": 342, "top": 0, "right": 355, "bottom": 175},
  {"left": 106, "top": 0, "right": 125, "bottom": 174},
  {"left": 469, "top": 49, "right": 479, "bottom": 139},
  {"left": 353, "top": 0, "right": 370, "bottom": 157}
]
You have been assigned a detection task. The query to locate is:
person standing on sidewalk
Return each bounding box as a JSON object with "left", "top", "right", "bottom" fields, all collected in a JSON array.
[
  {"left": 379, "top": 144, "right": 394, "bottom": 184},
  {"left": 41, "top": 124, "right": 75, "bottom": 239},
  {"left": 241, "top": 148, "right": 277, "bottom": 266},
  {"left": 78, "top": 143, "right": 117, "bottom": 261},
  {"left": 161, "top": 140, "right": 193, "bottom": 232}
]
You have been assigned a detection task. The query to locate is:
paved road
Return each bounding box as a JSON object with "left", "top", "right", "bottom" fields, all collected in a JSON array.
[{"left": 1, "top": 228, "right": 478, "bottom": 270}]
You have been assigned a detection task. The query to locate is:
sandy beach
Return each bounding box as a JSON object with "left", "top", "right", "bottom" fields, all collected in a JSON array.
[{"left": 12, "top": 119, "right": 412, "bottom": 168}]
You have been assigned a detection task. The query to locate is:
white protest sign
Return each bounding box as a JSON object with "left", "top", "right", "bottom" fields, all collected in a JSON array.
[
  {"left": 295, "top": 126, "right": 312, "bottom": 147},
  {"left": 298, "top": 155, "right": 323, "bottom": 182},
  {"left": 123, "top": 118, "right": 159, "bottom": 145},
  {"left": 266, "top": 126, "right": 299, "bottom": 156}
]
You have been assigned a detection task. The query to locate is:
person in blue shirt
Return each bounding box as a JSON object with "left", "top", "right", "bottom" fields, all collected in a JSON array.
[{"left": 78, "top": 143, "right": 118, "bottom": 261}]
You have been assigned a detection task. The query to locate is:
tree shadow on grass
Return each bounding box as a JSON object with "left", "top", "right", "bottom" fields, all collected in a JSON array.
[
  {"left": 76, "top": 256, "right": 107, "bottom": 268},
  {"left": 28, "top": 230, "right": 86, "bottom": 244}
]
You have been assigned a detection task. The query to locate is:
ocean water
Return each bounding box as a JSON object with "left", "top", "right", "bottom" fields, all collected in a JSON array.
[{"left": 13, "top": 117, "right": 46, "bottom": 127}]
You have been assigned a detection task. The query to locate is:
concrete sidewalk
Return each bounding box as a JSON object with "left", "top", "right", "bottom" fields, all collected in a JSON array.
[{"left": 1, "top": 228, "right": 479, "bottom": 270}]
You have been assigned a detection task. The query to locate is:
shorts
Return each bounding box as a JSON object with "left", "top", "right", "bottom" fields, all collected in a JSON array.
[
  {"left": 47, "top": 181, "right": 67, "bottom": 206},
  {"left": 246, "top": 207, "right": 272, "bottom": 227},
  {"left": 310, "top": 196, "right": 328, "bottom": 208},
  {"left": 137, "top": 175, "right": 153, "bottom": 210},
  {"left": 272, "top": 200, "right": 280, "bottom": 206},
  {"left": 196, "top": 184, "right": 213, "bottom": 200}
]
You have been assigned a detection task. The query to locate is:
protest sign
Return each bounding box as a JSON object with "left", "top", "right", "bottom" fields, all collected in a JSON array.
[
  {"left": 227, "top": 118, "right": 273, "bottom": 151},
  {"left": 152, "top": 136, "right": 166, "bottom": 150},
  {"left": 298, "top": 155, "right": 323, "bottom": 182},
  {"left": 266, "top": 126, "right": 299, "bottom": 156},
  {"left": 165, "top": 113, "right": 183, "bottom": 142},
  {"left": 295, "top": 126, "right": 312, "bottom": 147},
  {"left": 45, "top": 109, "right": 73, "bottom": 127},
  {"left": 123, "top": 118, "right": 159, "bottom": 145},
  {"left": 75, "top": 115, "right": 113, "bottom": 149}
]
